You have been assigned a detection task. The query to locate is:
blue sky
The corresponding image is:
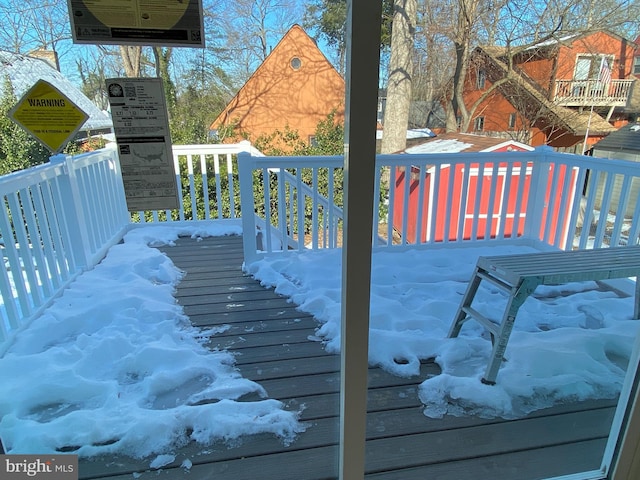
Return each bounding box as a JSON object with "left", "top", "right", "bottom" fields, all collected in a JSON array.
[{"left": 0, "top": 0, "right": 336, "bottom": 91}]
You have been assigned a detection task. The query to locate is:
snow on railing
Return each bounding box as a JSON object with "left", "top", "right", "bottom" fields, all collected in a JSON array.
[
  {"left": 239, "top": 147, "right": 640, "bottom": 262},
  {"left": 0, "top": 145, "right": 129, "bottom": 352}
]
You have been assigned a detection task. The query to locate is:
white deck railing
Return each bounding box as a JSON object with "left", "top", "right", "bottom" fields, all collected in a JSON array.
[
  {"left": 2, "top": 142, "right": 640, "bottom": 352},
  {"left": 0, "top": 145, "right": 129, "bottom": 352},
  {"left": 239, "top": 147, "right": 640, "bottom": 263},
  {"left": 0, "top": 142, "right": 263, "bottom": 353},
  {"left": 133, "top": 141, "right": 262, "bottom": 223}
]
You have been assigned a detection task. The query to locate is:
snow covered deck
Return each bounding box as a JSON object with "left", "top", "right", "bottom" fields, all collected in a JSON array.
[
  {"left": 78, "top": 235, "right": 618, "bottom": 479},
  {"left": 2, "top": 143, "right": 640, "bottom": 478}
]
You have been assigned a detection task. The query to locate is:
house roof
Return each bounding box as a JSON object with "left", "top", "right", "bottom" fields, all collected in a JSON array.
[
  {"left": 403, "top": 133, "right": 534, "bottom": 154},
  {"left": 210, "top": 25, "right": 345, "bottom": 141},
  {"left": 0, "top": 50, "right": 113, "bottom": 133},
  {"left": 593, "top": 123, "right": 640, "bottom": 152},
  {"left": 474, "top": 46, "right": 616, "bottom": 137},
  {"left": 511, "top": 30, "right": 636, "bottom": 55},
  {"left": 376, "top": 128, "right": 435, "bottom": 140}
]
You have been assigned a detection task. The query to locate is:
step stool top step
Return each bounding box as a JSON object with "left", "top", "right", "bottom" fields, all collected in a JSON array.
[{"left": 477, "top": 245, "right": 640, "bottom": 286}]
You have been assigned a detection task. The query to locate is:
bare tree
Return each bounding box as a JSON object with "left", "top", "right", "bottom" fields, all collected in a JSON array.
[
  {"left": 408, "top": 0, "right": 640, "bottom": 136},
  {"left": 0, "top": 0, "right": 33, "bottom": 52},
  {"left": 217, "top": 0, "right": 302, "bottom": 82},
  {"left": 0, "top": 0, "right": 70, "bottom": 54},
  {"left": 76, "top": 51, "right": 109, "bottom": 110},
  {"left": 411, "top": 0, "right": 458, "bottom": 127},
  {"left": 119, "top": 46, "right": 143, "bottom": 78},
  {"left": 442, "top": 0, "right": 639, "bottom": 133},
  {"left": 444, "top": 0, "right": 487, "bottom": 132}
]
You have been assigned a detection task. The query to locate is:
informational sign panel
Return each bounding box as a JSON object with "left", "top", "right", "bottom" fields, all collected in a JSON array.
[
  {"left": 106, "top": 77, "right": 179, "bottom": 212},
  {"left": 68, "top": 0, "right": 204, "bottom": 47},
  {"left": 9, "top": 80, "right": 89, "bottom": 154}
]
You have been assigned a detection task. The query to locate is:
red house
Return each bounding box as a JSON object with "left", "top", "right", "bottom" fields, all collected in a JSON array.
[{"left": 463, "top": 30, "right": 637, "bottom": 153}]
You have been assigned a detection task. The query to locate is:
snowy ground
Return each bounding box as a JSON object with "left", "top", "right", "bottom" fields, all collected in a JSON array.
[
  {"left": 247, "top": 243, "right": 639, "bottom": 419},
  {"left": 0, "top": 223, "right": 304, "bottom": 465},
  {"left": 1, "top": 223, "right": 638, "bottom": 466}
]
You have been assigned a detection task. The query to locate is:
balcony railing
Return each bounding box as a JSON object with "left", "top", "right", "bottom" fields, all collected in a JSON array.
[
  {"left": 2, "top": 143, "right": 640, "bottom": 353},
  {"left": 554, "top": 79, "right": 634, "bottom": 106}
]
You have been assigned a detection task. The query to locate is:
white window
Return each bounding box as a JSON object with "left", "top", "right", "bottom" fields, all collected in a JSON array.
[
  {"left": 477, "top": 69, "right": 486, "bottom": 89},
  {"left": 290, "top": 57, "right": 302, "bottom": 70},
  {"left": 574, "top": 54, "right": 613, "bottom": 81}
]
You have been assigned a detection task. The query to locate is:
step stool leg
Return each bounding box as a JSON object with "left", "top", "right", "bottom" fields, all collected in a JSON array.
[
  {"left": 482, "top": 302, "right": 518, "bottom": 385},
  {"left": 448, "top": 267, "right": 483, "bottom": 338},
  {"left": 481, "top": 279, "right": 536, "bottom": 385}
]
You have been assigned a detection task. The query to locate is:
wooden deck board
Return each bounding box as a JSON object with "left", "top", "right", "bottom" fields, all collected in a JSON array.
[
  {"left": 79, "top": 235, "right": 618, "bottom": 479},
  {"left": 365, "top": 438, "right": 608, "bottom": 480},
  {"left": 187, "top": 307, "right": 311, "bottom": 326}
]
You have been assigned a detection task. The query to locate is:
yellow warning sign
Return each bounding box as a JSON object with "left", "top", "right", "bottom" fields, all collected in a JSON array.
[{"left": 9, "top": 79, "right": 89, "bottom": 153}]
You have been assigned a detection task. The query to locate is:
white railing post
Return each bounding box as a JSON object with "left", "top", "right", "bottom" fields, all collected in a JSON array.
[
  {"left": 238, "top": 152, "right": 259, "bottom": 264},
  {"left": 523, "top": 146, "right": 554, "bottom": 242},
  {"left": 49, "top": 154, "right": 92, "bottom": 269}
]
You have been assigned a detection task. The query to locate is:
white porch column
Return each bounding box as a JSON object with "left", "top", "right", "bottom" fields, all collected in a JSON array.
[{"left": 340, "top": 1, "right": 383, "bottom": 479}]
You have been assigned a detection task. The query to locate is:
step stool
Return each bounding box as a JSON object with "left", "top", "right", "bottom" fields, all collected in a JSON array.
[{"left": 448, "top": 246, "right": 640, "bottom": 385}]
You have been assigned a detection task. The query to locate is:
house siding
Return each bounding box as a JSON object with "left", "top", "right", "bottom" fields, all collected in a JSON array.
[
  {"left": 210, "top": 25, "right": 345, "bottom": 149},
  {"left": 464, "top": 69, "right": 531, "bottom": 141},
  {"left": 517, "top": 53, "right": 555, "bottom": 88},
  {"left": 463, "top": 31, "right": 637, "bottom": 150},
  {"left": 558, "top": 32, "right": 635, "bottom": 80}
]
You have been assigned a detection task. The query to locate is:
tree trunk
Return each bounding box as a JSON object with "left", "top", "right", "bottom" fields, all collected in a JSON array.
[
  {"left": 443, "top": 0, "right": 480, "bottom": 133},
  {"left": 119, "top": 46, "right": 142, "bottom": 77},
  {"left": 152, "top": 47, "right": 177, "bottom": 117},
  {"left": 452, "top": 40, "right": 471, "bottom": 131},
  {"left": 380, "top": 0, "right": 417, "bottom": 154}
]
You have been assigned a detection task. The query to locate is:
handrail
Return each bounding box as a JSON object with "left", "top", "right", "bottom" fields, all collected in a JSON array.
[
  {"left": 239, "top": 154, "right": 345, "bottom": 264},
  {"left": 0, "top": 141, "right": 262, "bottom": 355}
]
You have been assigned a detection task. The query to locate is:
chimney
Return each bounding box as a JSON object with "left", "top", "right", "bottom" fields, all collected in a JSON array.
[{"left": 28, "top": 49, "right": 60, "bottom": 71}]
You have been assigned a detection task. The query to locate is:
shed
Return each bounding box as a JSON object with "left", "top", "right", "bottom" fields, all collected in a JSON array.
[{"left": 392, "top": 134, "right": 575, "bottom": 244}]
